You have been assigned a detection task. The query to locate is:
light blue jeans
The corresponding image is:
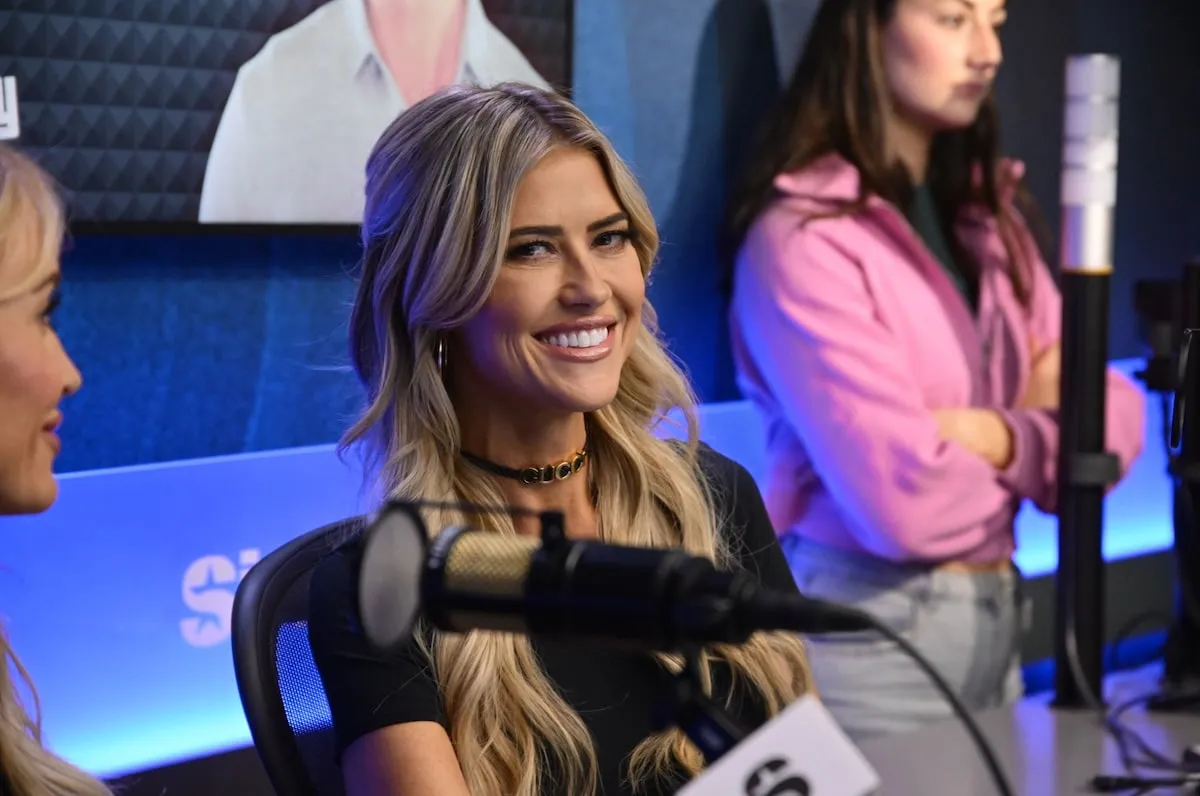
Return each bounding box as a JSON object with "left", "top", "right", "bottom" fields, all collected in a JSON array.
[{"left": 781, "top": 534, "right": 1026, "bottom": 741}]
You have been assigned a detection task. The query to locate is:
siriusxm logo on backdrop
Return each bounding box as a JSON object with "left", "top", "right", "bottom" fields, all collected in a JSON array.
[{"left": 180, "top": 549, "right": 261, "bottom": 647}]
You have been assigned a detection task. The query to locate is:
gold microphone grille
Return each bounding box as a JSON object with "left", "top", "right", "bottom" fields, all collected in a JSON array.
[{"left": 444, "top": 531, "right": 539, "bottom": 599}]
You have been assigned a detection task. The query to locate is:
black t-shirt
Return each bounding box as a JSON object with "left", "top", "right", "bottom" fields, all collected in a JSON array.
[{"left": 307, "top": 444, "right": 799, "bottom": 796}]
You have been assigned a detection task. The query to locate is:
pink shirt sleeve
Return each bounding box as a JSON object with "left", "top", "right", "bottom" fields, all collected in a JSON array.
[
  {"left": 733, "top": 220, "right": 1018, "bottom": 561},
  {"left": 995, "top": 259, "right": 1146, "bottom": 512}
]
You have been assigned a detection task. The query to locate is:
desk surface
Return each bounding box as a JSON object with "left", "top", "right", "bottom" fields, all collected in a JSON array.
[{"left": 858, "top": 668, "right": 1200, "bottom": 796}]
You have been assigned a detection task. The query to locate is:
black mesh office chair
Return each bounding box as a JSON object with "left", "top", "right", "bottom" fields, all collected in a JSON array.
[{"left": 231, "top": 517, "right": 364, "bottom": 796}]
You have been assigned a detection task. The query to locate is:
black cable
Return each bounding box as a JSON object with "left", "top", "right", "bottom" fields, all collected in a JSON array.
[
  {"left": 1063, "top": 369, "right": 1200, "bottom": 792},
  {"left": 1064, "top": 562, "right": 1198, "bottom": 792},
  {"left": 865, "top": 617, "right": 1015, "bottom": 796},
  {"left": 1112, "top": 692, "right": 1192, "bottom": 773},
  {"left": 1090, "top": 773, "right": 1200, "bottom": 793},
  {"left": 1058, "top": 471, "right": 1196, "bottom": 789},
  {"left": 1069, "top": 633, "right": 1178, "bottom": 774},
  {"left": 1053, "top": 460, "right": 1144, "bottom": 785}
]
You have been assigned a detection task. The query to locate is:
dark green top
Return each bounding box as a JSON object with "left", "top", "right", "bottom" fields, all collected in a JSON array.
[{"left": 907, "top": 183, "right": 977, "bottom": 312}]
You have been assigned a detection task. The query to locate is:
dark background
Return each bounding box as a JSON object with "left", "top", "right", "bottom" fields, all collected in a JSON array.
[
  {"left": 17, "top": 0, "right": 1200, "bottom": 473},
  {"left": 0, "top": 0, "right": 571, "bottom": 224}
]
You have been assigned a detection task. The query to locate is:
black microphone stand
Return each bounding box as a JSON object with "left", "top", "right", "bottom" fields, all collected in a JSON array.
[
  {"left": 653, "top": 645, "right": 748, "bottom": 766},
  {"left": 1134, "top": 266, "right": 1200, "bottom": 707},
  {"left": 1052, "top": 54, "right": 1122, "bottom": 710},
  {"left": 1160, "top": 267, "right": 1200, "bottom": 701},
  {"left": 534, "top": 510, "right": 750, "bottom": 763}
]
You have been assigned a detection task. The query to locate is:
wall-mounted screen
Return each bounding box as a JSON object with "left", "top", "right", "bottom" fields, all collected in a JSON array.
[{"left": 0, "top": 0, "right": 572, "bottom": 226}]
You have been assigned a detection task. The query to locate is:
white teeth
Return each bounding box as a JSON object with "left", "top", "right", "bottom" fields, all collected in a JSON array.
[{"left": 539, "top": 326, "right": 610, "bottom": 349}]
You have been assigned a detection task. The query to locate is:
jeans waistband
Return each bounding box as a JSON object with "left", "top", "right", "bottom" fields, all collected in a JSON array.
[{"left": 781, "top": 533, "right": 1018, "bottom": 599}]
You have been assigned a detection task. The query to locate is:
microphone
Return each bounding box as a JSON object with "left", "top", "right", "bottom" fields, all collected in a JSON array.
[
  {"left": 355, "top": 501, "right": 872, "bottom": 655},
  {"left": 356, "top": 501, "right": 1015, "bottom": 795}
]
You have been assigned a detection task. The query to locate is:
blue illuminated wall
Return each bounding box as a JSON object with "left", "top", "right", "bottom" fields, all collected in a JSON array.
[{"left": 54, "top": 235, "right": 362, "bottom": 472}]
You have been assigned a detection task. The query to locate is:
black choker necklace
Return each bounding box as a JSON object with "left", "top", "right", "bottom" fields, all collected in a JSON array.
[{"left": 460, "top": 443, "right": 589, "bottom": 486}]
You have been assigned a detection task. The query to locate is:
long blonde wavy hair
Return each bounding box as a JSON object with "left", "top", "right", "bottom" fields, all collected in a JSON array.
[
  {"left": 343, "top": 83, "right": 812, "bottom": 795},
  {"left": 0, "top": 145, "right": 113, "bottom": 796}
]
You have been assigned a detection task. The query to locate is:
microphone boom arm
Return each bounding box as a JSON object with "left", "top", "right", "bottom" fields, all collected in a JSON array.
[{"left": 653, "top": 645, "right": 749, "bottom": 766}]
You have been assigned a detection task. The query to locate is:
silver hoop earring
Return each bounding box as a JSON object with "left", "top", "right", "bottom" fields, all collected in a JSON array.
[{"left": 434, "top": 337, "right": 447, "bottom": 374}]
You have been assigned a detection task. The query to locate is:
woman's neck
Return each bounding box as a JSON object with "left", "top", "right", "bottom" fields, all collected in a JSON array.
[
  {"left": 887, "top": 108, "right": 934, "bottom": 184},
  {"left": 456, "top": 407, "right": 597, "bottom": 538}
]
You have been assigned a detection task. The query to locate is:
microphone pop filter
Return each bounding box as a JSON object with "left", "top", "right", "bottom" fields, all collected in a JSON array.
[{"left": 358, "top": 503, "right": 429, "bottom": 652}]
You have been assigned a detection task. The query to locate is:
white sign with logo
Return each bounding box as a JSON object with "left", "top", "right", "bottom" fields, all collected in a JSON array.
[{"left": 677, "top": 695, "right": 880, "bottom": 796}]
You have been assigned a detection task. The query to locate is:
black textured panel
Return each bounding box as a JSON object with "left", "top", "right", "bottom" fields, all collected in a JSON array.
[
  {"left": 486, "top": 0, "right": 572, "bottom": 93},
  {"left": 0, "top": 0, "right": 571, "bottom": 225}
]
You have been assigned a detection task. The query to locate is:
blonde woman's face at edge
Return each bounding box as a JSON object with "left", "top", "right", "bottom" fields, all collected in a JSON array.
[{"left": 0, "top": 223, "right": 81, "bottom": 515}]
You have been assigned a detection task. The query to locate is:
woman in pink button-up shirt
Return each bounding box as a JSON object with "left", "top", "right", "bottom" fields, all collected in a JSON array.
[{"left": 724, "top": 0, "right": 1145, "bottom": 740}]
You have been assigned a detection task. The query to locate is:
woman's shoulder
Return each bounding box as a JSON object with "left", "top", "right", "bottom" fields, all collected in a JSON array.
[
  {"left": 692, "top": 442, "right": 755, "bottom": 498},
  {"left": 681, "top": 442, "right": 765, "bottom": 530},
  {"left": 687, "top": 443, "right": 795, "bottom": 589},
  {"left": 742, "top": 157, "right": 887, "bottom": 267},
  {"left": 308, "top": 529, "right": 368, "bottom": 619},
  {"left": 771, "top": 153, "right": 862, "bottom": 206},
  {"left": 304, "top": 520, "right": 447, "bottom": 757}
]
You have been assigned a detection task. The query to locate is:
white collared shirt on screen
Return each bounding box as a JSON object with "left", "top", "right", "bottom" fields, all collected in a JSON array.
[{"left": 198, "top": 0, "right": 550, "bottom": 224}]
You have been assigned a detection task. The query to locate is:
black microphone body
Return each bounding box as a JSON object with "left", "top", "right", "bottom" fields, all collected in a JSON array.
[{"left": 419, "top": 523, "right": 872, "bottom": 650}]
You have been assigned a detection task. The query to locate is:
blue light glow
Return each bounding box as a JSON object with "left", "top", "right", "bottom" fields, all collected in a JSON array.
[{"left": 1015, "top": 359, "right": 1172, "bottom": 576}]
